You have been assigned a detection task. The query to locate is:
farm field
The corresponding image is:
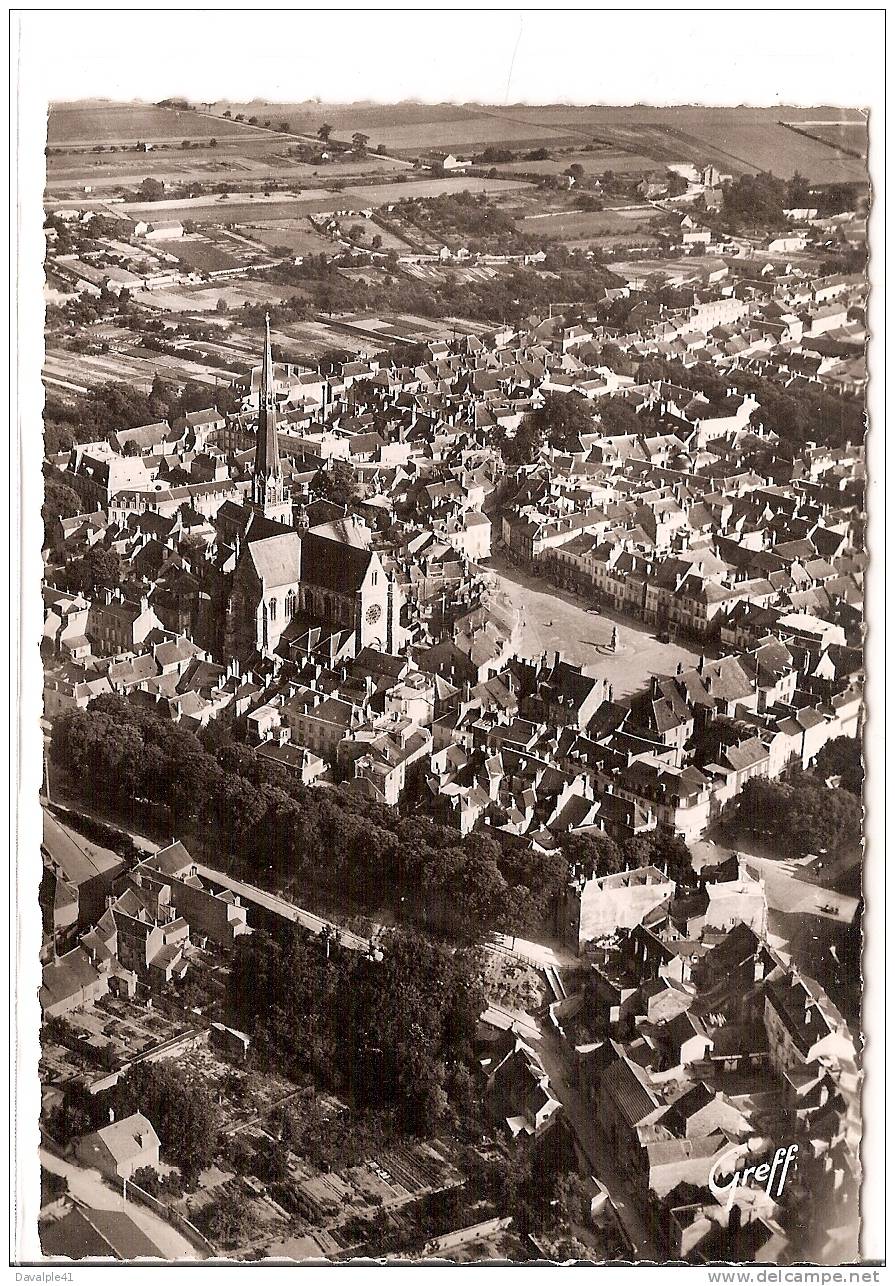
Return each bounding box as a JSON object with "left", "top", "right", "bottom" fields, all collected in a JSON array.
[
  {"left": 43, "top": 343, "right": 233, "bottom": 392},
  {"left": 129, "top": 278, "right": 314, "bottom": 313},
  {"left": 45, "top": 147, "right": 409, "bottom": 194},
  {"left": 519, "top": 205, "right": 664, "bottom": 242},
  {"left": 492, "top": 150, "right": 658, "bottom": 177},
  {"left": 491, "top": 106, "right": 868, "bottom": 182},
  {"left": 151, "top": 233, "right": 270, "bottom": 273},
  {"left": 51, "top": 102, "right": 870, "bottom": 186},
  {"left": 269, "top": 320, "right": 382, "bottom": 358},
  {"left": 206, "top": 102, "right": 869, "bottom": 182},
  {"left": 782, "top": 120, "right": 868, "bottom": 158},
  {"left": 211, "top": 102, "right": 580, "bottom": 153},
  {"left": 108, "top": 177, "right": 532, "bottom": 227},
  {"left": 241, "top": 219, "right": 338, "bottom": 257},
  {"left": 48, "top": 102, "right": 255, "bottom": 146}
]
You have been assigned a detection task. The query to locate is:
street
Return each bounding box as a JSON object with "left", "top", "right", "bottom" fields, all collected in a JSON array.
[
  {"left": 39, "top": 1148, "right": 203, "bottom": 1259},
  {"left": 531, "top": 1026, "right": 658, "bottom": 1260}
]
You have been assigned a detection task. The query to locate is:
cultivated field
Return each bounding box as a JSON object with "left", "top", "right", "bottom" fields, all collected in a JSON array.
[
  {"left": 781, "top": 119, "right": 868, "bottom": 159},
  {"left": 45, "top": 146, "right": 409, "bottom": 197},
  {"left": 50, "top": 102, "right": 871, "bottom": 187},
  {"left": 43, "top": 343, "right": 234, "bottom": 392},
  {"left": 152, "top": 233, "right": 267, "bottom": 274},
  {"left": 108, "top": 177, "right": 532, "bottom": 228},
  {"left": 48, "top": 102, "right": 255, "bottom": 146},
  {"left": 519, "top": 204, "right": 664, "bottom": 243},
  {"left": 492, "top": 150, "right": 658, "bottom": 177},
  {"left": 203, "top": 102, "right": 869, "bottom": 182},
  {"left": 242, "top": 219, "right": 337, "bottom": 257}
]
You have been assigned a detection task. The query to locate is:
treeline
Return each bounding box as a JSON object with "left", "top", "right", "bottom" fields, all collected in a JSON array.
[
  {"left": 229, "top": 927, "right": 486, "bottom": 1135},
  {"left": 719, "top": 170, "right": 862, "bottom": 232},
  {"left": 50, "top": 701, "right": 568, "bottom": 939}
]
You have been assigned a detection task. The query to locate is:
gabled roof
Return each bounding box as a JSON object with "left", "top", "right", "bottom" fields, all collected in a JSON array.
[{"left": 246, "top": 532, "right": 302, "bottom": 589}]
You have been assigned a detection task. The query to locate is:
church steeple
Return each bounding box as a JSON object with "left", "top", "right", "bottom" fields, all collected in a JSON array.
[
  {"left": 251, "top": 314, "right": 291, "bottom": 522},
  {"left": 255, "top": 312, "right": 281, "bottom": 484}
]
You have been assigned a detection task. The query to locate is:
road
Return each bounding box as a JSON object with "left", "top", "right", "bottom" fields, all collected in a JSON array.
[
  {"left": 483, "top": 551, "right": 703, "bottom": 699},
  {"left": 39, "top": 1148, "right": 203, "bottom": 1260},
  {"left": 531, "top": 1028, "right": 658, "bottom": 1260},
  {"left": 693, "top": 839, "right": 859, "bottom": 925}
]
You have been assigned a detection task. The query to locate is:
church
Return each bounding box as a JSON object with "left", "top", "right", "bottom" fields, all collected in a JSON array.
[{"left": 223, "top": 317, "right": 403, "bottom": 661}]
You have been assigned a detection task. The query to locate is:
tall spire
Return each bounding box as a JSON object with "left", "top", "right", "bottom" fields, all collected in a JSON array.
[
  {"left": 251, "top": 314, "right": 290, "bottom": 521},
  {"left": 255, "top": 313, "right": 281, "bottom": 482}
]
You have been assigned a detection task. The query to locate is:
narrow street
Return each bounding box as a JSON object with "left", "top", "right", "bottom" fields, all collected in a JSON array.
[
  {"left": 531, "top": 1027, "right": 658, "bottom": 1260},
  {"left": 39, "top": 1148, "right": 203, "bottom": 1260}
]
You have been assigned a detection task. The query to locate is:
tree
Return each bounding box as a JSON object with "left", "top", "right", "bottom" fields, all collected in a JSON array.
[
  {"left": 351, "top": 132, "right": 370, "bottom": 157},
  {"left": 279, "top": 121, "right": 291, "bottom": 133},
  {"left": 62, "top": 545, "right": 123, "bottom": 596},
  {"left": 113, "top": 1061, "right": 220, "bottom": 1181},
  {"left": 814, "top": 736, "right": 863, "bottom": 796},
  {"left": 198, "top": 1188, "right": 256, "bottom": 1247},
  {"left": 215, "top": 297, "right": 229, "bottom": 315},
  {"left": 317, "top": 123, "right": 332, "bottom": 143},
  {"left": 138, "top": 177, "right": 165, "bottom": 202},
  {"left": 567, "top": 162, "right": 585, "bottom": 181},
  {"left": 42, "top": 476, "right": 82, "bottom": 544},
  {"left": 209, "top": 138, "right": 218, "bottom": 149},
  {"left": 532, "top": 390, "right": 596, "bottom": 452},
  {"left": 562, "top": 831, "right": 622, "bottom": 880},
  {"left": 785, "top": 170, "right": 811, "bottom": 209},
  {"left": 313, "top": 458, "right": 359, "bottom": 508}
]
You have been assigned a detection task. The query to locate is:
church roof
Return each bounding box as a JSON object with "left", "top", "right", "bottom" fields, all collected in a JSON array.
[
  {"left": 247, "top": 532, "right": 301, "bottom": 588},
  {"left": 299, "top": 530, "right": 376, "bottom": 595}
]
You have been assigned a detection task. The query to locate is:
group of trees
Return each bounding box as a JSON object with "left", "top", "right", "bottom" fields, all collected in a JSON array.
[
  {"left": 718, "top": 170, "right": 863, "bottom": 234},
  {"left": 722, "top": 770, "right": 863, "bottom": 855},
  {"left": 561, "top": 828, "right": 695, "bottom": 887},
  {"left": 397, "top": 190, "right": 519, "bottom": 250},
  {"left": 261, "top": 244, "right": 619, "bottom": 330},
  {"left": 631, "top": 353, "right": 865, "bottom": 451},
  {"left": 311, "top": 458, "right": 360, "bottom": 509},
  {"left": 54, "top": 545, "right": 123, "bottom": 596},
  {"left": 813, "top": 735, "right": 863, "bottom": 796},
  {"left": 44, "top": 372, "right": 235, "bottom": 457},
  {"left": 228, "top": 926, "right": 485, "bottom": 1135},
  {"left": 497, "top": 387, "right": 654, "bottom": 466},
  {"left": 49, "top": 702, "right": 569, "bottom": 938}
]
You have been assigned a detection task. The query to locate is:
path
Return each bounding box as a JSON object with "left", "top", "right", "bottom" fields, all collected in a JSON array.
[{"left": 39, "top": 1148, "right": 203, "bottom": 1260}]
